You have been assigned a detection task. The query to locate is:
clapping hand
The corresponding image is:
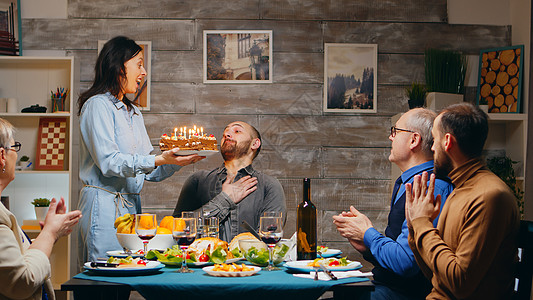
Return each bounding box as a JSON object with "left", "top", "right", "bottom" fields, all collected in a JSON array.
[
  {"left": 405, "top": 172, "right": 441, "bottom": 229},
  {"left": 333, "top": 206, "right": 372, "bottom": 253},
  {"left": 42, "top": 197, "right": 82, "bottom": 241},
  {"left": 222, "top": 174, "right": 258, "bottom": 204}
]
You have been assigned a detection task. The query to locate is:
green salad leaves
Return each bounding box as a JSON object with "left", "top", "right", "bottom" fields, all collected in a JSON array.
[{"left": 244, "top": 244, "right": 289, "bottom": 266}]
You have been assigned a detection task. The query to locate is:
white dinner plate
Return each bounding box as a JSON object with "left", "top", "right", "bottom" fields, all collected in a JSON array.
[
  {"left": 83, "top": 261, "right": 164, "bottom": 276},
  {"left": 174, "top": 150, "right": 219, "bottom": 156},
  {"left": 284, "top": 260, "right": 362, "bottom": 273},
  {"left": 202, "top": 265, "right": 261, "bottom": 277},
  {"left": 320, "top": 249, "right": 342, "bottom": 258},
  {"left": 159, "top": 257, "right": 242, "bottom": 267},
  {"left": 106, "top": 250, "right": 144, "bottom": 258}
]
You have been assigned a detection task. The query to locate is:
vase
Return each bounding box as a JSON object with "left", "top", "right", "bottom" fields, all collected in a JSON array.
[
  {"left": 34, "top": 206, "right": 49, "bottom": 220},
  {"left": 408, "top": 99, "right": 425, "bottom": 109},
  {"left": 426, "top": 92, "right": 463, "bottom": 111}
]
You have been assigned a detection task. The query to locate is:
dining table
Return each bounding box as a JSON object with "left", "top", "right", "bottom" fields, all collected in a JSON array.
[{"left": 61, "top": 263, "right": 374, "bottom": 300}]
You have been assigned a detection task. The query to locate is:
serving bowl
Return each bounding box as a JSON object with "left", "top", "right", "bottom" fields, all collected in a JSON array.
[
  {"left": 238, "top": 239, "right": 291, "bottom": 266},
  {"left": 116, "top": 233, "right": 175, "bottom": 251}
]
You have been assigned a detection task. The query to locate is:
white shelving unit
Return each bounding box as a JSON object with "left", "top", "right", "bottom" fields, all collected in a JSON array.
[
  {"left": 0, "top": 56, "right": 77, "bottom": 291},
  {"left": 486, "top": 113, "right": 527, "bottom": 180}
]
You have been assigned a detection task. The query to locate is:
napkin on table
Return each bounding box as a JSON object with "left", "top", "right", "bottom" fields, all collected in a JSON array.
[
  {"left": 284, "top": 232, "right": 297, "bottom": 262},
  {"left": 293, "top": 270, "right": 373, "bottom": 281}
]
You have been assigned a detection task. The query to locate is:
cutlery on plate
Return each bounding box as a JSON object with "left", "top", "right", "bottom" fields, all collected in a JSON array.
[
  {"left": 90, "top": 262, "right": 119, "bottom": 268},
  {"left": 240, "top": 220, "right": 263, "bottom": 241},
  {"left": 314, "top": 267, "right": 319, "bottom": 280},
  {"left": 318, "top": 261, "right": 337, "bottom": 280}
]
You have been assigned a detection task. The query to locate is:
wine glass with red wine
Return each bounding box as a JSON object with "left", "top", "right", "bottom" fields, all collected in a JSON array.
[
  {"left": 135, "top": 214, "right": 157, "bottom": 258},
  {"left": 259, "top": 215, "right": 283, "bottom": 271},
  {"left": 173, "top": 217, "right": 197, "bottom": 273}
]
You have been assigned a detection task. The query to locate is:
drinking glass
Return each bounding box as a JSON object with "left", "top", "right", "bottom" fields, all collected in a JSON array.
[
  {"left": 173, "top": 217, "right": 197, "bottom": 273},
  {"left": 259, "top": 215, "right": 283, "bottom": 271},
  {"left": 135, "top": 214, "right": 157, "bottom": 257},
  {"left": 263, "top": 211, "right": 283, "bottom": 218},
  {"left": 182, "top": 211, "right": 202, "bottom": 239},
  {"left": 203, "top": 217, "right": 219, "bottom": 238}
]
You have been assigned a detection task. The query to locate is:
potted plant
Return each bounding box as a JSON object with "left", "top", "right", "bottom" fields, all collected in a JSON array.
[
  {"left": 405, "top": 82, "right": 427, "bottom": 109},
  {"left": 31, "top": 198, "right": 51, "bottom": 220},
  {"left": 486, "top": 156, "right": 524, "bottom": 218},
  {"left": 424, "top": 48, "right": 467, "bottom": 110},
  {"left": 18, "top": 155, "right": 30, "bottom": 169}
]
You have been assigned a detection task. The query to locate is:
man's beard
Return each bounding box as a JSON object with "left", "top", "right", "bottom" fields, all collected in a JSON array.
[
  {"left": 434, "top": 147, "right": 453, "bottom": 178},
  {"left": 221, "top": 138, "right": 252, "bottom": 161}
]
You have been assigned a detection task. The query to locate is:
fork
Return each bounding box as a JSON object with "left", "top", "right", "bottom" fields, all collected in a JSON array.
[{"left": 313, "top": 250, "right": 324, "bottom": 280}]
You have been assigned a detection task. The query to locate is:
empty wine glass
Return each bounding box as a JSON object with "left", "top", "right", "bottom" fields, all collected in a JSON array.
[
  {"left": 259, "top": 215, "right": 283, "bottom": 271},
  {"left": 135, "top": 214, "right": 157, "bottom": 258},
  {"left": 173, "top": 217, "right": 197, "bottom": 273}
]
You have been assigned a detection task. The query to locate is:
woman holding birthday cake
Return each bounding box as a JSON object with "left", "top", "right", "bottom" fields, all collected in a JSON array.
[{"left": 77, "top": 36, "right": 204, "bottom": 262}]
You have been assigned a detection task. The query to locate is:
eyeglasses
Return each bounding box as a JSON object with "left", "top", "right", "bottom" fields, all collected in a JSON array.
[
  {"left": 390, "top": 126, "right": 415, "bottom": 137},
  {"left": 7, "top": 141, "right": 21, "bottom": 152}
]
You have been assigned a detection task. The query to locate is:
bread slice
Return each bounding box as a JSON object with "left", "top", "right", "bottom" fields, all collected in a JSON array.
[{"left": 229, "top": 232, "right": 259, "bottom": 251}]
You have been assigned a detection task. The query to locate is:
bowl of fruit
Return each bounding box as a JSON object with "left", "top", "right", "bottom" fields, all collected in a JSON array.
[
  {"left": 238, "top": 239, "right": 290, "bottom": 267},
  {"left": 114, "top": 214, "right": 175, "bottom": 251}
]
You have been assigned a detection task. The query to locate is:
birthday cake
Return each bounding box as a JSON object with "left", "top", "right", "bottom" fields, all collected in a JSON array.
[{"left": 159, "top": 127, "right": 217, "bottom": 151}]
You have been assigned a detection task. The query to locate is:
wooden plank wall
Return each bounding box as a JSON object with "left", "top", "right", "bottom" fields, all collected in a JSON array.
[{"left": 21, "top": 0, "right": 510, "bottom": 263}]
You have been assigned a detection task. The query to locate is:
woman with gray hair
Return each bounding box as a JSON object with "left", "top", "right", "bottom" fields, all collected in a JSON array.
[{"left": 0, "top": 118, "right": 82, "bottom": 300}]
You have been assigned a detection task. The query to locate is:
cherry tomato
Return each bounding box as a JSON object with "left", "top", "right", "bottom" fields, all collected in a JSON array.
[
  {"left": 186, "top": 253, "right": 190, "bottom": 259},
  {"left": 328, "top": 260, "right": 340, "bottom": 266},
  {"left": 137, "top": 250, "right": 144, "bottom": 255},
  {"left": 137, "top": 260, "right": 147, "bottom": 266},
  {"left": 199, "top": 254, "right": 209, "bottom": 262}
]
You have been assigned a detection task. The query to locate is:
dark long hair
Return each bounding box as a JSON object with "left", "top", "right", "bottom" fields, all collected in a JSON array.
[{"left": 77, "top": 36, "right": 142, "bottom": 115}]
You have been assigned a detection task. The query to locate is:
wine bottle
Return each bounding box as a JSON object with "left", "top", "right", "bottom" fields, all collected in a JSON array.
[{"left": 297, "top": 178, "right": 317, "bottom": 260}]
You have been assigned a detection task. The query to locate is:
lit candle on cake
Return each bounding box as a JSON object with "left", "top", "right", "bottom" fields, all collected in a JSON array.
[
  {"left": 201, "top": 127, "right": 204, "bottom": 136},
  {"left": 174, "top": 127, "right": 177, "bottom": 137}
]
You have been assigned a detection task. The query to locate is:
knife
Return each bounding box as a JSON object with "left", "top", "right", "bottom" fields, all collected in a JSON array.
[
  {"left": 240, "top": 220, "right": 263, "bottom": 241},
  {"left": 318, "top": 261, "right": 338, "bottom": 280},
  {"left": 90, "top": 262, "right": 119, "bottom": 268}
]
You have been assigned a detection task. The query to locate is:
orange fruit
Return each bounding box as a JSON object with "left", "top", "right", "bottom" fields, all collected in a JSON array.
[
  {"left": 138, "top": 214, "right": 156, "bottom": 230},
  {"left": 160, "top": 216, "right": 174, "bottom": 232},
  {"left": 173, "top": 218, "right": 186, "bottom": 231},
  {"left": 156, "top": 226, "right": 172, "bottom": 234}
]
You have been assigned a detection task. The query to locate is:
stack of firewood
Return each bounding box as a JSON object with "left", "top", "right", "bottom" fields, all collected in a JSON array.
[{"left": 479, "top": 47, "right": 521, "bottom": 113}]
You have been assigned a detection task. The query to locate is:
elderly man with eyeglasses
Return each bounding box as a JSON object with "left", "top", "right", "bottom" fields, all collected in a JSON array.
[{"left": 333, "top": 108, "right": 454, "bottom": 300}]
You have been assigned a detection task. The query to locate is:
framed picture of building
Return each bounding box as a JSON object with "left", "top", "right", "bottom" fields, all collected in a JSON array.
[
  {"left": 476, "top": 45, "right": 523, "bottom": 113},
  {"left": 324, "top": 43, "right": 377, "bottom": 113},
  {"left": 203, "top": 30, "right": 272, "bottom": 83},
  {"left": 98, "top": 40, "right": 152, "bottom": 110}
]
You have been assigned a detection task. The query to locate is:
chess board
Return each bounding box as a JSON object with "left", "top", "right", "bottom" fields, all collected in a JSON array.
[{"left": 35, "top": 118, "right": 67, "bottom": 170}]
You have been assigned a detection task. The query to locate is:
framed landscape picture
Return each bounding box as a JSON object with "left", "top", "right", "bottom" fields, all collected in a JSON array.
[
  {"left": 324, "top": 43, "right": 377, "bottom": 113},
  {"left": 98, "top": 40, "right": 152, "bottom": 110},
  {"left": 476, "top": 45, "right": 523, "bottom": 113},
  {"left": 203, "top": 30, "right": 272, "bottom": 83}
]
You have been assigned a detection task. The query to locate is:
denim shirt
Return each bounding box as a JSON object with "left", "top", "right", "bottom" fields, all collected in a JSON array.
[
  {"left": 172, "top": 164, "right": 286, "bottom": 242},
  {"left": 77, "top": 92, "right": 182, "bottom": 262},
  {"left": 363, "top": 161, "right": 454, "bottom": 276}
]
